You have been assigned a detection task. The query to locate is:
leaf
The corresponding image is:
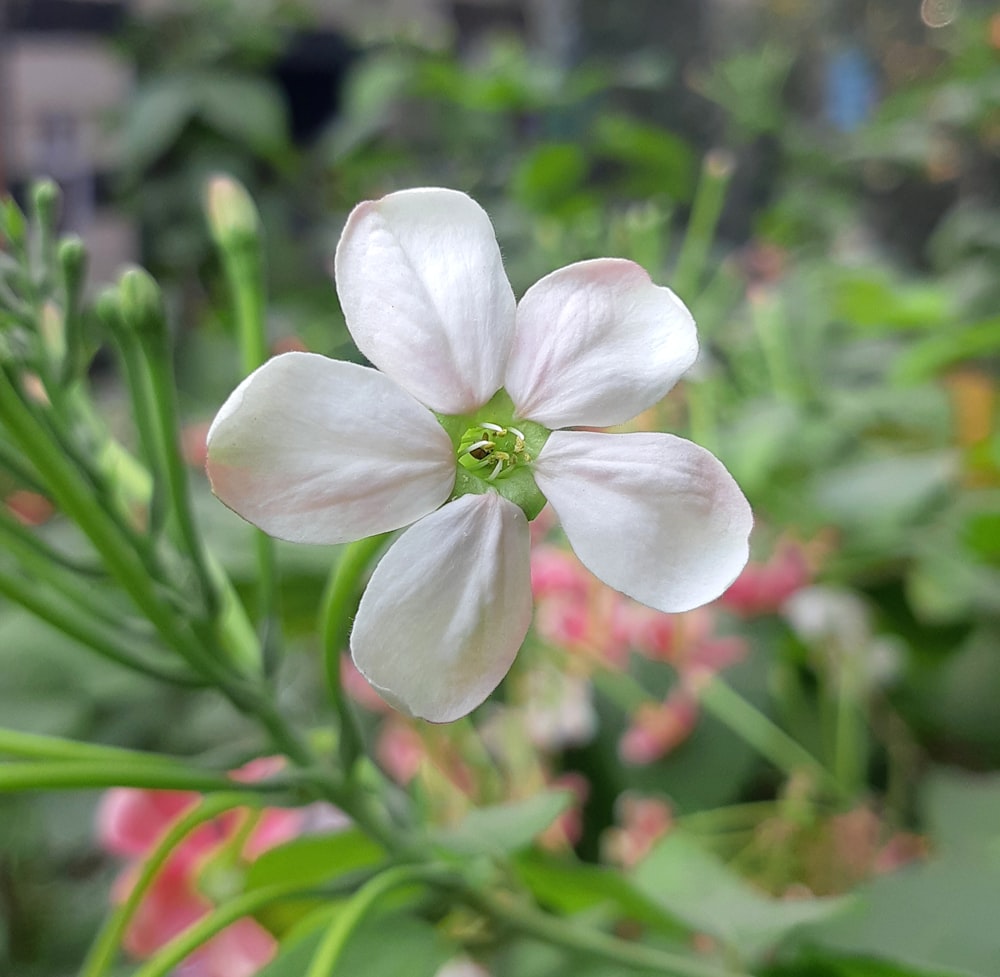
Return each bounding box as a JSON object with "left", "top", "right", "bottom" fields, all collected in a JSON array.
[
  {"left": 197, "top": 72, "right": 289, "bottom": 158},
  {"left": 794, "top": 857, "right": 1000, "bottom": 977},
  {"left": 514, "top": 850, "right": 687, "bottom": 937},
  {"left": 632, "top": 831, "right": 848, "bottom": 963},
  {"left": 121, "top": 77, "right": 198, "bottom": 171},
  {"left": 431, "top": 790, "right": 572, "bottom": 857},
  {"left": 921, "top": 767, "right": 1000, "bottom": 855},
  {"left": 791, "top": 769, "right": 1000, "bottom": 977},
  {"left": 257, "top": 908, "right": 453, "bottom": 977},
  {"left": 834, "top": 271, "right": 952, "bottom": 332},
  {"left": 813, "top": 452, "right": 955, "bottom": 531},
  {"left": 892, "top": 317, "right": 1000, "bottom": 383},
  {"left": 245, "top": 829, "right": 386, "bottom": 892}
]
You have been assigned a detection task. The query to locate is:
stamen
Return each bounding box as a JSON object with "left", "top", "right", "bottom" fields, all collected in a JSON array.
[
  {"left": 487, "top": 458, "right": 504, "bottom": 480},
  {"left": 459, "top": 439, "right": 493, "bottom": 457},
  {"left": 508, "top": 426, "right": 525, "bottom": 440},
  {"left": 480, "top": 422, "right": 506, "bottom": 434}
]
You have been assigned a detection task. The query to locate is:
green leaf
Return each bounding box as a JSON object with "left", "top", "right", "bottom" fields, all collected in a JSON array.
[
  {"left": 258, "top": 909, "right": 453, "bottom": 977},
  {"left": 792, "top": 769, "right": 1000, "bottom": 977},
  {"left": 592, "top": 114, "right": 696, "bottom": 201},
  {"left": 511, "top": 143, "right": 591, "bottom": 215},
  {"left": 514, "top": 851, "right": 687, "bottom": 937},
  {"left": 834, "top": 271, "right": 952, "bottom": 332},
  {"left": 921, "top": 767, "right": 1000, "bottom": 855},
  {"left": 197, "top": 72, "right": 289, "bottom": 158},
  {"left": 892, "top": 316, "right": 1000, "bottom": 383},
  {"left": 795, "top": 857, "right": 1000, "bottom": 977},
  {"left": 813, "top": 452, "right": 955, "bottom": 532},
  {"left": 431, "top": 790, "right": 572, "bottom": 857},
  {"left": 245, "top": 829, "right": 386, "bottom": 892},
  {"left": 632, "top": 831, "right": 848, "bottom": 962},
  {"left": 122, "top": 77, "right": 198, "bottom": 171}
]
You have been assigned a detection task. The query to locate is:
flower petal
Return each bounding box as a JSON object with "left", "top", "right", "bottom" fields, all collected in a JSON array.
[
  {"left": 334, "top": 188, "right": 517, "bottom": 415},
  {"left": 351, "top": 493, "right": 532, "bottom": 722},
  {"left": 506, "top": 259, "right": 698, "bottom": 428},
  {"left": 533, "top": 431, "right": 752, "bottom": 612},
  {"left": 206, "top": 352, "right": 455, "bottom": 544}
]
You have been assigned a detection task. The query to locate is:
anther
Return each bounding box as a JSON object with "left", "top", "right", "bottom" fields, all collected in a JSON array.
[{"left": 460, "top": 439, "right": 493, "bottom": 458}]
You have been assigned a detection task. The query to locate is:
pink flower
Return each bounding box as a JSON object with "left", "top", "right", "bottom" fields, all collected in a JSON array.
[
  {"left": 603, "top": 794, "right": 673, "bottom": 868},
  {"left": 619, "top": 689, "right": 700, "bottom": 765},
  {"left": 720, "top": 540, "right": 810, "bottom": 617},
  {"left": 95, "top": 759, "right": 336, "bottom": 977}
]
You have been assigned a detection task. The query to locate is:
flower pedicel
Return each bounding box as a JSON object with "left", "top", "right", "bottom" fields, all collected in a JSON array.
[{"left": 206, "top": 187, "right": 752, "bottom": 722}]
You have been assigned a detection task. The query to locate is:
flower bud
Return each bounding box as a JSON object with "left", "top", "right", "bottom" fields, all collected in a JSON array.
[
  {"left": 31, "top": 179, "right": 60, "bottom": 231},
  {"left": 204, "top": 174, "right": 260, "bottom": 250},
  {"left": 118, "top": 266, "right": 166, "bottom": 337}
]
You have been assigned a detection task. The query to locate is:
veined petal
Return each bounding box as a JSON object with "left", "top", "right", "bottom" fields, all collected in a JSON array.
[
  {"left": 206, "top": 352, "right": 455, "bottom": 545},
  {"left": 506, "top": 259, "right": 698, "bottom": 428},
  {"left": 533, "top": 431, "right": 752, "bottom": 613},
  {"left": 334, "top": 188, "right": 516, "bottom": 415},
  {"left": 351, "top": 493, "right": 532, "bottom": 723}
]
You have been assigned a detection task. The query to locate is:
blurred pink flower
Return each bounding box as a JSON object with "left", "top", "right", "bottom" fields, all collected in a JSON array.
[
  {"left": 96, "top": 758, "right": 335, "bottom": 977},
  {"left": 720, "top": 540, "right": 810, "bottom": 617},
  {"left": 377, "top": 719, "right": 427, "bottom": 785},
  {"left": 603, "top": 794, "right": 673, "bottom": 868},
  {"left": 619, "top": 689, "right": 700, "bottom": 765}
]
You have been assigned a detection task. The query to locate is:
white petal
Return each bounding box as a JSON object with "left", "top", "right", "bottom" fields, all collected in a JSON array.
[
  {"left": 533, "top": 431, "right": 752, "bottom": 612},
  {"left": 506, "top": 259, "right": 698, "bottom": 428},
  {"left": 334, "top": 188, "right": 517, "bottom": 415},
  {"left": 351, "top": 493, "right": 532, "bottom": 723},
  {"left": 206, "top": 352, "right": 455, "bottom": 544}
]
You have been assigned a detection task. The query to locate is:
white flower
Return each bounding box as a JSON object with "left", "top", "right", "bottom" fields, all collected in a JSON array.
[{"left": 206, "top": 188, "right": 752, "bottom": 723}]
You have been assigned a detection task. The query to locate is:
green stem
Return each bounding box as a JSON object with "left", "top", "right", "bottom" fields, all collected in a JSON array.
[
  {"left": 0, "top": 563, "right": 199, "bottom": 686},
  {"left": 219, "top": 203, "right": 279, "bottom": 649},
  {"left": 138, "top": 323, "right": 222, "bottom": 621},
  {"left": 470, "top": 888, "right": 749, "bottom": 977},
  {"left": 833, "top": 667, "right": 864, "bottom": 797},
  {"left": 698, "top": 677, "right": 843, "bottom": 796},
  {"left": 0, "top": 364, "right": 228, "bottom": 683},
  {"left": 673, "top": 149, "right": 735, "bottom": 299},
  {"left": 305, "top": 865, "right": 453, "bottom": 977},
  {"left": 320, "top": 534, "right": 390, "bottom": 772},
  {"left": 0, "top": 761, "right": 288, "bottom": 794},
  {"left": 80, "top": 793, "right": 257, "bottom": 977},
  {"left": 0, "top": 729, "right": 195, "bottom": 766},
  {"left": 131, "top": 880, "right": 312, "bottom": 977},
  {"left": 748, "top": 289, "right": 800, "bottom": 403},
  {"left": 103, "top": 308, "right": 170, "bottom": 533}
]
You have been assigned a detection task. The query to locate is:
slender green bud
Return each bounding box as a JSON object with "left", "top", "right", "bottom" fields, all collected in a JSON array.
[
  {"left": 31, "top": 179, "right": 60, "bottom": 233},
  {"left": 58, "top": 236, "right": 88, "bottom": 298},
  {"left": 58, "top": 236, "right": 90, "bottom": 379},
  {"left": 95, "top": 286, "right": 122, "bottom": 328},
  {"left": 204, "top": 174, "right": 260, "bottom": 251},
  {"left": 118, "top": 266, "right": 166, "bottom": 338}
]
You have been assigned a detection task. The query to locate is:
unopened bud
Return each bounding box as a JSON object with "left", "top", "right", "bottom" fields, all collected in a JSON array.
[
  {"left": 31, "top": 179, "right": 60, "bottom": 230},
  {"left": 204, "top": 174, "right": 260, "bottom": 249},
  {"left": 118, "top": 266, "right": 166, "bottom": 337}
]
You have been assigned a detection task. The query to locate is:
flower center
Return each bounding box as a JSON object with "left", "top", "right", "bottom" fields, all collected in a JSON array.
[
  {"left": 436, "top": 388, "right": 551, "bottom": 521},
  {"left": 457, "top": 421, "right": 532, "bottom": 481}
]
